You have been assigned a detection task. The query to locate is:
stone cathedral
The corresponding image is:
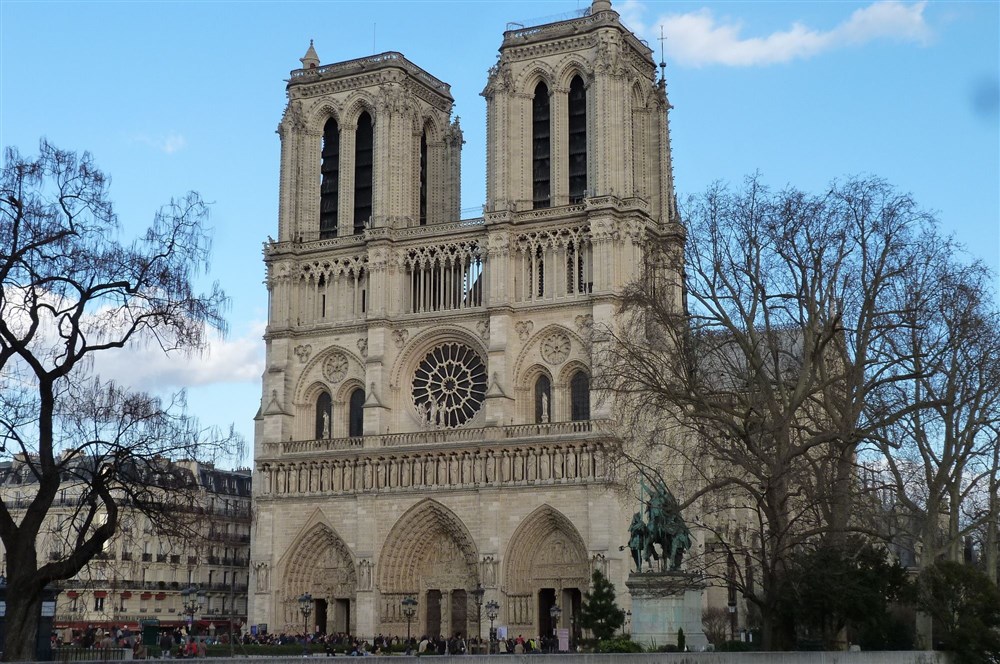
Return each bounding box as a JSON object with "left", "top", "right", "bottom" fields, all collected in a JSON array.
[{"left": 250, "top": 0, "right": 683, "bottom": 640}]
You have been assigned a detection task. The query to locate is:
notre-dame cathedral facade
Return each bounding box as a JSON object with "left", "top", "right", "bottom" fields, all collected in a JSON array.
[{"left": 250, "top": 0, "right": 683, "bottom": 640}]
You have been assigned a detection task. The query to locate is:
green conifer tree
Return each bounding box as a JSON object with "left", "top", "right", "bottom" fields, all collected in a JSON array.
[{"left": 579, "top": 569, "right": 626, "bottom": 640}]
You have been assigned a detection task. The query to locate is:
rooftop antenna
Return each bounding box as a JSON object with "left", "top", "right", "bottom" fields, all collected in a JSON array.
[{"left": 658, "top": 25, "right": 667, "bottom": 82}]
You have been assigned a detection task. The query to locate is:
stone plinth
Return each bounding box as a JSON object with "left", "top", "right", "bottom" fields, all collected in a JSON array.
[{"left": 625, "top": 572, "right": 707, "bottom": 650}]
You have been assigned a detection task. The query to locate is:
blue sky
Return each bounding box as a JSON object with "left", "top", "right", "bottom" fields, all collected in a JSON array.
[{"left": 2, "top": 1, "right": 997, "bottom": 467}]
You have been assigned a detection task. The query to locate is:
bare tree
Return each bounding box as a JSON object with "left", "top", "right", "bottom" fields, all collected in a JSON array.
[
  {"left": 598, "top": 175, "right": 944, "bottom": 649},
  {"left": 0, "top": 141, "right": 240, "bottom": 661}
]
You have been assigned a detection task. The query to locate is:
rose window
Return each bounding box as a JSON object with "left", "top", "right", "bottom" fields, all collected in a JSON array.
[{"left": 412, "top": 342, "right": 487, "bottom": 428}]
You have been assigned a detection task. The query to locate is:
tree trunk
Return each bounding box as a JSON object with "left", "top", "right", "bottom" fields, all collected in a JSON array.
[{"left": 2, "top": 578, "right": 43, "bottom": 662}]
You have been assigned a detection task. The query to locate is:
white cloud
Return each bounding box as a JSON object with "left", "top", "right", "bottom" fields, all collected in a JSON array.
[
  {"left": 132, "top": 132, "right": 188, "bottom": 154},
  {"left": 632, "top": 1, "right": 932, "bottom": 67},
  {"left": 90, "top": 322, "right": 265, "bottom": 393}
]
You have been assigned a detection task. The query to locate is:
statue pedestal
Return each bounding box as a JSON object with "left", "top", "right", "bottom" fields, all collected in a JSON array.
[{"left": 626, "top": 572, "right": 707, "bottom": 650}]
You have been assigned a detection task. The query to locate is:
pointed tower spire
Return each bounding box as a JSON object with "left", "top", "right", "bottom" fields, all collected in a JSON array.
[
  {"left": 591, "top": 0, "right": 612, "bottom": 13},
  {"left": 299, "top": 39, "right": 320, "bottom": 69}
]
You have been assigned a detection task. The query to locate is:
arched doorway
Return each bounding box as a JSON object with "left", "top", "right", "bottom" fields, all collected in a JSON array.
[
  {"left": 503, "top": 505, "right": 589, "bottom": 641},
  {"left": 378, "top": 499, "right": 480, "bottom": 639},
  {"left": 282, "top": 524, "right": 357, "bottom": 634}
]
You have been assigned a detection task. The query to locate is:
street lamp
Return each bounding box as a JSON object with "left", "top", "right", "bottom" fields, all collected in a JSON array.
[
  {"left": 181, "top": 586, "right": 206, "bottom": 635},
  {"left": 485, "top": 600, "right": 499, "bottom": 654},
  {"left": 400, "top": 596, "right": 418, "bottom": 644},
  {"left": 471, "top": 583, "right": 485, "bottom": 647},
  {"left": 298, "top": 593, "right": 313, "bottom": 637},
  {"left": 549, "top": 604, "right": 562, "bottom": 652}
]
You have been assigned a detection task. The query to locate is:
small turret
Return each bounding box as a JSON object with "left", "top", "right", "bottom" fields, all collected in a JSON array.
[
  {"left": 299, "top": 39, "right": 319, "bottom": 69},
  {"left": 592, "top": 0, "right": 612, "bottom": 12}
]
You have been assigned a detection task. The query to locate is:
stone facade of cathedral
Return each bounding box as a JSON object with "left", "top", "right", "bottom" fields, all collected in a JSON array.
[{"left": 250, "top": 0, "right": 684, "bottom": 640}]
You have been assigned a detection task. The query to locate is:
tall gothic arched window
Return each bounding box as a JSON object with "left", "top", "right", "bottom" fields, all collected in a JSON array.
[
  {"left": 320, "top": 117, "right": 340, "bottom": 238},
  {"left": 568, "top": 75, "right": 587, "bottom": 203},
  {"left": 532, "top": 82, "right": 551, "bottom": 209},
  {"left": 354, "top": 111, "right": 374, "bottom": 234},
  {"left": 315, "top": 392, "right": 332, "bottom": 439},
  {"left": 534, "top": 375, "right": 552, "bottom": 424},
  {"left": 348, "top": 387, "right": 365, "bottom": 437},
  {"left": 419, "top": 130, "right": 428, "bottom": 226},
  {"left": 570, "top": 371, "right": 590, "bottom": 421}
]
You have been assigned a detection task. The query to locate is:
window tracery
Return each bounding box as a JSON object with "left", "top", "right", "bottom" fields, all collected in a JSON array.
[{"left": 412, "top": 342, "right": 487, "bottom": 428}]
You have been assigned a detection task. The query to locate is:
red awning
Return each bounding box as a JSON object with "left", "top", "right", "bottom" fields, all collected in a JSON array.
[
  {"left": 120, "top": 591, "right": 132, "bottom": 599},
  {"left": 66, "top": 591, "right": 79, "bottom": 599},
  {"left": 155, "top": 592, "right": 166, "bottom": 600},
  {"left": 94, "top": 591, "right": 107, "bottom": 599}
]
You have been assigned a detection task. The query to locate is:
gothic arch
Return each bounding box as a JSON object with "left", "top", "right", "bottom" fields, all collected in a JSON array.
[
  {"left": 502, "top": 504, "right": 589, "bottom": 596},
  {"left": 389, "top": 326, "right": 488, "bottom": 390},
  {"left": 376, "top": 498, "right": 479, "bottom": 593},
  {"left": 294, "top": 346, "right": 364, "bottom": 405},
  {"left": 419, "top": 114, "right": 447, "bottom": 143},
  {"left": 553, "top": 55, "right": 593, "bottom": 89},
  {"left": 341, "top": 92, "right": 378, "bottom": 129},
  {"left": 556, "top": 359, "right": 590, "bottom": 389},
  {"left": 512, "top": 323, "right": 586, "bottom": 388},
  {"left": 280, "top": 517, "right": 358, "bottom": 609},
  {"left": 305, "top": 99, "right": 344, "bottom": 134},
  {"left": 514, "top": 62, "right": 557, "bottom": 96}
]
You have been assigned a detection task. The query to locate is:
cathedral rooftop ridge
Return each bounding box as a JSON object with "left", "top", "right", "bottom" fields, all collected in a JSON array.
[
  {"left": 288, "top": 50, "right": 452, "bottom": 100},
  {"left": 501, "top": 1, "right": 652, "bottom": 59}
]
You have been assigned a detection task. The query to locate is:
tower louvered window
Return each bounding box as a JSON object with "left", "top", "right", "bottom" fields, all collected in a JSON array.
[
  {"left": 532, "top": 82, "right": 551, "bottom": 209},
  {"left": 568, "top": 76, "right": 587, "bottom": 203},
  {"left": 419, "top": 131, "right": 428, "bottom": 226},
  {"left": 320, "top": 117, "right": 340, "bottom": 238},
  {"left": 354, "top": 111, "right": 374, "bottom": 234}
]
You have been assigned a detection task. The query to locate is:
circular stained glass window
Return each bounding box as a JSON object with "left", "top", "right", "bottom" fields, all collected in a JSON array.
[{"left": 412, "top": 342, "right": 488, "bottom": 428}]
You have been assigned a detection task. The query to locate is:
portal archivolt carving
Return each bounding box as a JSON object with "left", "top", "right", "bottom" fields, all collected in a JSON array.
[
  {"left": 377, "top": 499, "right": 479, "bottom": 595},
  {"left": 503, "top": 505, "right": 589, "bottom": 596},
  {"left": 282, "top": 523, "right": 357, "bottom": 605}
]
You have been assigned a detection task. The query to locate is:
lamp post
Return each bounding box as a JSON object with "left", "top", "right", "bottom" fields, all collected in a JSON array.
[
  {"left": 298, "top": 593, "right": 313, "bottom": 637},
  {"left": 471, "top": 583, "right": 485, "bottom": 648},
  {"left": 400, "top": 596, "right": 418, "bottom": 644},
  {"left": 181, "top": 586, "right": 205, "bottom": 636},
  {"left": 485, "top": 600, "right": 499, "bottom": 654},
  {"left": 549, "top": 604, "right": 562, "bottom": 653}
]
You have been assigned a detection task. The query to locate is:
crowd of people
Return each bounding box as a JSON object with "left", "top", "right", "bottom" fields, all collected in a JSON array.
[{"left": 52, "top": 626, "right": 569, "bottom": 657}]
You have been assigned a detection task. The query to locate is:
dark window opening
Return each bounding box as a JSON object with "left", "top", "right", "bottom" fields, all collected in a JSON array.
[
  {"left": 354, "top": 111, "right": 374, "bottom": 234},
  {"left": 419, "top": 131, "right": 428, "bottom": 226},
  {"left": 532, "top": 82, "right": 551, "bottom": 209},
  {"left": 535, "top": 375, "right": 552, "bottom": 424},
  {"left": 315, "top": 392, "right": 332, "bottom": 439},
  {"left": 348, "top": 388, "right": 365, "bottom": 437},
  {"left": 570, "top": 371, "right": 590, "bottom": 421},
  {"left": 320, "top": 118, "right": 340, "bottom": 238},
  {"left": 568, "top": 76, "right": 587, "bottom": 203}
]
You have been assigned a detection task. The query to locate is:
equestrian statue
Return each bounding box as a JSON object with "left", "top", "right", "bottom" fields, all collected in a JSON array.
[{"left": 623, "top": 477, "right": 692, "bottom": 573}]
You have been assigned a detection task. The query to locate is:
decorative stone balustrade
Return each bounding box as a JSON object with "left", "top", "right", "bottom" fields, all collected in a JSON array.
[
  {"left": 263, "top": 420, "right": 595, "bottom": 456},
  {"left": 256, "top": 438, "right": 607, "bottom": 497}
]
